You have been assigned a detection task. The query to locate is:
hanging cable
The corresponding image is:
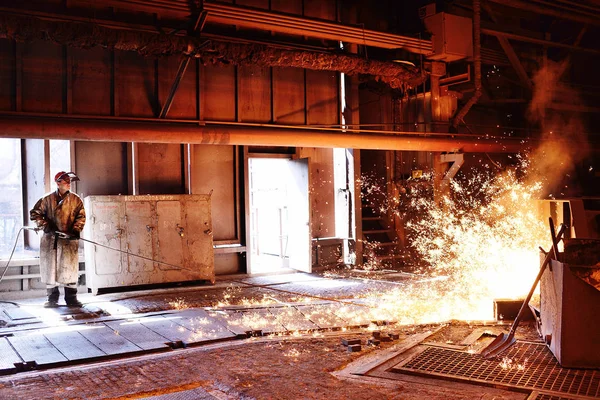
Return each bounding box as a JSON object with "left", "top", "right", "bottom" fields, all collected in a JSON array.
[
  {"left": 0, "top": 227, "right": 39, "bottom": 305},
  {"left": 0, "top": 227, "right": 38, "bottom": 285}
]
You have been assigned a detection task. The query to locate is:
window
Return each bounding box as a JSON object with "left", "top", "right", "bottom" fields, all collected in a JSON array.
[
  {"left": 0, "top": 139, "right": 71, "bottom": 259},
  {"left": 50, "top": 140, "right": 71, "bottom": 178},
  {"left": 0, "top": 139, "right": 23, "bottom": 258}
]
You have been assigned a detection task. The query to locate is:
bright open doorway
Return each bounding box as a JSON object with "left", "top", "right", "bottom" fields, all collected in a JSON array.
[{"left": 248, "top": 157, "right": 311, "bottom": 274}]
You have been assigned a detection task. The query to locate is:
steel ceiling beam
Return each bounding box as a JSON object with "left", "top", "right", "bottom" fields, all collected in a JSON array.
[
  {"left": 482, "top": 3, "right": 533, "bottom": 92},
  {"left": 487, "top": 0, "right": 600, "bottom": 26},
  {"left": 159, "top": 11, "right": 207, "bottom": 119},
  {"left": 481, "top": 27, "right": 600, "bottom": 55}
]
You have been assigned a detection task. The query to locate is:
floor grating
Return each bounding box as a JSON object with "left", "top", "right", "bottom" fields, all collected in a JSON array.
[
  {"left": 532, "top": 395, "right": 580, "bottom": 400},
  {"left": 391, "top": 342, "right": 600, "bottom": 399}
]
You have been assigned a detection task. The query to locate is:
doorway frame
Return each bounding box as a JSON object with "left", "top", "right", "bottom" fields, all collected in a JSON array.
[{"left": 244, "top": 149, "right": 311, "bottom": 275}]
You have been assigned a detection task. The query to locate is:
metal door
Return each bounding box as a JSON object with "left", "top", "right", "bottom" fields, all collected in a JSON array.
[
  {"left": 125, "top": 201, "right": 154, "bottom": 273},
  {"left": 286, "top": 158, "right": 311, "bottom": 272},
  {"left": 89, "top": 200, "right": 124, "bottom": 275},
  {"left": 156, "top": 200, "right": 184, "bottom": 271},
  {"left": 184, "top": 199, "right": 214, "bottom": 277}
]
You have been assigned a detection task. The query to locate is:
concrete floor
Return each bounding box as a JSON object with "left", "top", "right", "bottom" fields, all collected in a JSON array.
[{"left": 0, "top": 271, "right": 592, "bottom": 399}]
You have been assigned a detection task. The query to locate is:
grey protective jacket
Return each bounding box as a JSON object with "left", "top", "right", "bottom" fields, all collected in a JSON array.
[{"left": 30, "top": 190, "right": 86, "bottom": 285}]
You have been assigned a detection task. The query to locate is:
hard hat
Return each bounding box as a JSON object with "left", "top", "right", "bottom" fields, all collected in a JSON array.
[{"left": 54, "top": 171, "right": 80, "bottom": 182}]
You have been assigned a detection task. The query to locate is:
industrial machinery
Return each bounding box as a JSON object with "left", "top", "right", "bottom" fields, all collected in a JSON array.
[
  {"left": 537, "top": 198, "right": 600, "bottom": 368},
  {"left": 541, "top": 239, "right": 600, "bottom": 368},
  {"left": 83, "top": 194, "right": 214, "bottom": 294}
]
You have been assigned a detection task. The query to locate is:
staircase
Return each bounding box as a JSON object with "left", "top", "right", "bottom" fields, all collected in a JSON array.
[{"left": 361, "top": 205, "right": 404, "bottom": 270}]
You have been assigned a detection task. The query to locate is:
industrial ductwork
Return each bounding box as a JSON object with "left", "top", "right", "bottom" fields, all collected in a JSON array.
[{"left": 0, "top": 13, "right": 425, "bottom": 91}]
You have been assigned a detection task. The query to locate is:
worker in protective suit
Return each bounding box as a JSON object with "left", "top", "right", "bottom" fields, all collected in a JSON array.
[{"left": 30, "top": 171, "right": 86, "bottom": 308}]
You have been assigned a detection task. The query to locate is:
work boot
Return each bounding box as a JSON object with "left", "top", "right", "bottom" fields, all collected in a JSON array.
[
  {"left": 44, "top": 287, "right": 59, "bottom": 308},
  {"left": 64, "top": 287, "right": 83, "bottom": 308}
]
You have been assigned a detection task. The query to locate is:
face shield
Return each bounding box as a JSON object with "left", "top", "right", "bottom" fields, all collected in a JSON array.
[{"left": 54, "top": 171, "right": 80, "bottom": 183}]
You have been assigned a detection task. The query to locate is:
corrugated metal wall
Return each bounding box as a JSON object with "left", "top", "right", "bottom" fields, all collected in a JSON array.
[{"left": 0, "top": 0, "right": 344, "bottom": 275}]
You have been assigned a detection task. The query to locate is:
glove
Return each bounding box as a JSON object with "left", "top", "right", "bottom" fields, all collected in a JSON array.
[{"left": 56, "top": 231, "right": 73, "bottom": 239}]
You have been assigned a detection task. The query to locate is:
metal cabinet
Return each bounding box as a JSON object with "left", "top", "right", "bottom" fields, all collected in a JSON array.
[
  {"left": 541, "top": 239, "right": 600, "bottom": 368},
  {"left": 83, "top": 194, "right": 214, "bottom": 294}
]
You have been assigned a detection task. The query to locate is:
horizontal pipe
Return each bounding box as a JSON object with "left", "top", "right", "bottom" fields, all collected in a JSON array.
[
  {"left": 0, "top": 115, "right": 533, "bottom": 153},
  {"left": 11, "top": 110, "right": 589, "bottom": 136},
  {"left": 0, "top": 111, "right": 477, "bottom": 136}
]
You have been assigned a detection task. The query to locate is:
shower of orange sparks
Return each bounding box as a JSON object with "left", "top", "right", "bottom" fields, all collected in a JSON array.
[
  {"left": 398, "top": 159, "right": 548, "bottom": 320},
  {"left": 208, "top": 159, "right": 553, "bottom": 325}
]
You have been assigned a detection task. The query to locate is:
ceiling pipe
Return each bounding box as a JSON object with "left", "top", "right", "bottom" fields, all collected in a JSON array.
[
  {"left": 0, "top": 115, "right": 531, "bottom": 153},
  {"left": 452, "top": 0, "right": 482, "bottom": 128}
]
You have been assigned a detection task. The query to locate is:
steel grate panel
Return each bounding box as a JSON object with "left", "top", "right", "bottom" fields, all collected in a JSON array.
[
  {"left": 392, "top": 342, "right": 600, "bottom": 399},
  {"left": 534, "top": 395, "right": 577, "bottom": 400}
]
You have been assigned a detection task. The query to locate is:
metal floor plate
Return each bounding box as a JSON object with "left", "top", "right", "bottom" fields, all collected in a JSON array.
[
  {"left": 391, "top": 342, "right": 600, "bottom": 399},
  {"left": 143, "top": 387, "right": 219, "bottom": 400}
]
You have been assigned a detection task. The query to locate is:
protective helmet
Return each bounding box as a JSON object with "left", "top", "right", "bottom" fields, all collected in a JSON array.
[{"left": 54, "top": 171, "right": 80, "bottom": 182}]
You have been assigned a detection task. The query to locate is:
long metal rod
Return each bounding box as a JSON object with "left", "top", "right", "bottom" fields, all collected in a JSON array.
[
  {"left": 228, "top": 279, "right": 370, "bottom": 308},
  {"left": 508, "top": 221, "right": 565, "bottom": 338},
  {"left": 482, "top": 221, "right": 567, "bottom": 358},
  {"left": 76, "top": 236, "right": 196, "bottom": 272}
]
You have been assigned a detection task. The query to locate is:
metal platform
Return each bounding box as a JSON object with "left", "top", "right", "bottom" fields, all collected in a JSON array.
[
  {"left": 391, "top": 342, "right": 600, "bottom": 399},
  {"left": 0, "top": 302, "right": 371, "bottom": 376}
]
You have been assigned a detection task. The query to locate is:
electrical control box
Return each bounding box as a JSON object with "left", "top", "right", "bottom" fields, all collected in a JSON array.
[
  {"left": 83, "top": 194, "right": 214, "bottom": 294},
  {"left": 423, "top": 12, "right": 473, "bottom": 62}
]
